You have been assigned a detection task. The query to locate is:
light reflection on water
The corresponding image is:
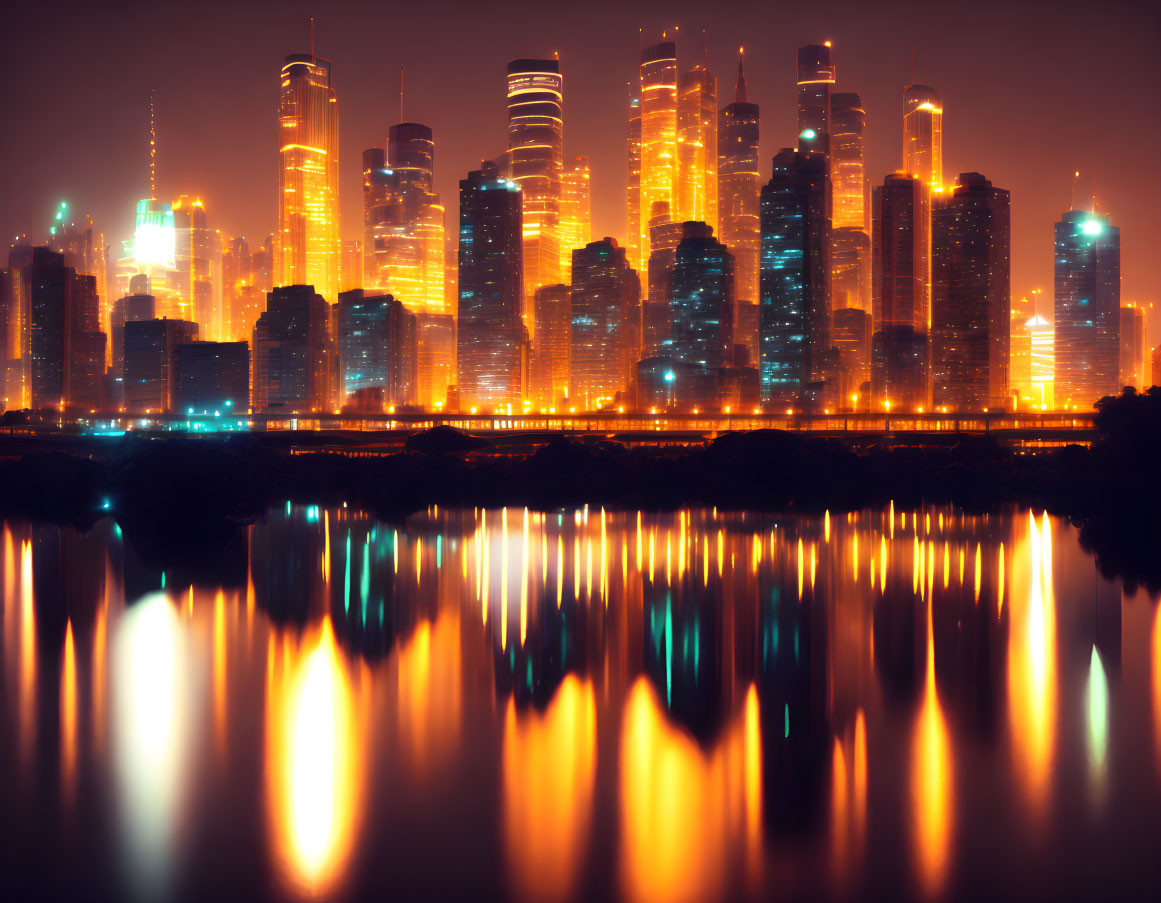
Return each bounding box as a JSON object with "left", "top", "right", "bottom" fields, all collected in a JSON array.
[{"left": 0, "top": 505, "right": 1159, "bottom": 902}]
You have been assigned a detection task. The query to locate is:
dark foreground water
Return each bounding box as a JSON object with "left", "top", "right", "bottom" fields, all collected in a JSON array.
[{"left": 1, "top": 505, "right": 1159, "bottom": 902}]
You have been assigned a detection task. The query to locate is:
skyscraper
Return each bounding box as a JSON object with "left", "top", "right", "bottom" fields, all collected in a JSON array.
[
  {"left": 831, "top": 228, "right": 871, "bottom": 312},
  {"left": 570, "top": 239, "right": 639, "bottom": 410},
  {"left": 175, "top": 341, "right": 250, "bottom": 414},
  {"left": 872, "top": 173, "right": 931, "bottom": 410},
  {"left": 638, "top": 39, "right": 679, "bottom": 290},
  {"left": 643, "top": 202, "right": 685, "bottom": 357},
  {"left": 558, "top": 156, "right": 592, "bottom": 284},
  {"left": 796, "top": 44, "right": 835, "bottom": 155},
  {"left": 1119, "top": 304, "right": 1147, "bottom": 390},
  {"left": 123, "top": 317, "right": 199, "bottom": 413},
  {"left": 718, "top": 52, "right": 760, "bottom": 325},
  {"left": 759, "top": 149, "right": 831, "bottom": 401},
  {"left": 931, "top": 173, "right": 1011, "bottom": 411},
  {"left": 668, "top": 222, "right": 734, "bottom": 405},
  {"left": 276, "top": 53, "right": 340, "bottom": 302},
  {"left": 903, "top": 85, "right": 943, "bottom": 191},
  {"left": 252, "top": 285, "right": 333, "bottom": 414},
  {"left": 172, "top": 195, "right": 218, "bottom": 336},
  {"left": 1053, "top": 210, "right": 1120, "bottom": 407},
  {"left": 110, "top": 285, "right": 156, "bottom": 405},
  {"left": 457, "top": 161, "right": 524, "bottom": 409},
  {"left": 626, "top": 89, "right": 642, "bottom": 271},
  {"left": 676, "top": 65, "right": 717, "bottom": 230},
  {"left": 531, "top": 284, "right": 571, "bottom": 407},
  {"left": 416, "top": 312, "right": 455, "bottom": 410},
  {"left": 831, "top": 93, "right": 869, "bottom": 232},
  {"left": 335, "top": 289, "right": 417, "bottom": 409},
  {"left": 507, "top": 58, "right": 564, "bottom": 334}
]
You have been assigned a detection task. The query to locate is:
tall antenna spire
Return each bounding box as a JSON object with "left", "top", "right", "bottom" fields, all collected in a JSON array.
[
  {"left": 149, "top": 90, "right": 157, "bottom": 200},
  {"left": 735, "top": 47, "right": 747, "bottom": 104},
  {"left": 399, "top": 64, "right": 404, "bottom": 123},
  {"left": 1070, "top": 170, "right": 1080, "bottom": 211},
  {"left": 309, "top": 16, "right": 315, "bottom": 60}
]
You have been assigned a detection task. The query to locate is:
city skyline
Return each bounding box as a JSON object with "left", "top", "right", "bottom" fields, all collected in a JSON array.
[{"left": 4, "top": 1, "right": 1159, "bottom": 323}]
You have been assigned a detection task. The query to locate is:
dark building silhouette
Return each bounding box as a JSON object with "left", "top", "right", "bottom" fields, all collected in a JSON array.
[
  {"left": 1119, "top": 304, "right": 1147, "bottom": 390},
  {"left": 175, "top": 341, "right": 250, "bottom": 414},
  {"left": 335, "top": 289, "right": 417, "bottom": 409},
  {"left": 718, "top": 52, "right": 761, "bottom": 325},
  {"left": 931, "top": 172, "right": 1011, "bottom": 411},
  {"left": 251, "top": 285, "right": 332, "bottom": 414},
  {"left": 570, "top": 239, "right": 640, "bottom": 409},
  {"left": 531, "top": 284, "right": 571, "bottom": 407},
  {"left": 796, "top": 44, "right": 834, "bottom": 157},
  {"left": 872, "top": 173, "right": 931, "bottom": 410},
  {"left": 759, "top": 149, "right": 831, "bottom": 402},
  {"left": 457, "top": 161, "right": 524, "bottom": 408},
  {"left": 123, "top": 317, "right": 199, "bottom": 413},
  {"left": 1054, "top": 209, "right": 1120, "bottom": 407}
]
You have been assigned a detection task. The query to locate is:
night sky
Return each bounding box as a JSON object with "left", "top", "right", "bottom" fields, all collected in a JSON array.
[{"left": 3, "top": 0, "right": 1159, "bottom": 331}]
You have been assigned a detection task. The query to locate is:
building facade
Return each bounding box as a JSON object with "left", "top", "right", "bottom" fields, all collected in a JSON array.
[
  {"left": 570, "top": 240, "right": 639, "bottom": 410},
  {"left": 251, "top": 285, "right": 333, "bottom": 414}
]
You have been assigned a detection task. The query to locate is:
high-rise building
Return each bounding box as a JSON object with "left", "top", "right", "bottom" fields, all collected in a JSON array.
[
  {"left": 833, "top": 306, "right": 871, "bottom": 398},
  {"left": 677, "top": 65, "right": 717, "bottom": 230},
  {"left": 667, "top": 222, "right": 734, "bottom": 404},
  {"left": 638, "top": 39, "right": 679, "bottom": 290},
  {"left": 831, "top": 93, "right": 869, "bottom": 232},
  {"left": 718, "top": 51, "right": 761, "bottom": 358},
  {"left": 3, "top": 245, "right": 35, "bottom": 408},
  {"left": 47, "top": 203, "right": 110, "bottom": 335},
  {"left": 931, "top": 173, "right": 1011, "bottom": 411},
  {"left": 831, "top": 227, "right": 871, "bottom": 312},
  {"left": 363, "top": 124, "right": 447, "bottom": 315},
  {"left": 252, "top": 285, "right": 333, "bottom": 414},
  {"left": 570, "top": 240, "right": 639, "bottom": 410},
  {"left": 222, "top": 236, "right": 266, "bottom": 342},
  {"left": 797, "top": 44, "right": 835, "bottom": 155},
  {"left": 559, "top": 156, "right": 592, "bottom": 283},
  {"left": 1119, "top": 304, "right": 1147, "bottom": 390},
  {"left": 872, "top": 173, "right": 932, "bottom": 410},
  {"left": 110, "top": 288, "right": 156, "bottom": 406},
  {"left": 1027, "top": 314, "right": 1054, "bottom": 409},
  {"left": 172, "top": 196, "right": 218, "bottom": 337},
  {"left": 416, "top": 312, "right": 455, "bottom": 410},
  {"left": 276, "top": 53, "right": 340, "bottom": 302},
  {"left": 507, "top": 58, "right": 564, "bottom": 334},
  {"left": 643, "top": 202, "right": 685, "bottom": 357},
  {"left": 626, "top": 90, "right": 642, "bottom": 270},
  {"left": 531, "top": 284, "right": 570, "bottom": 407},
  {"left": 759, "top": 149, "right": 831, "bottom": 400},
  {"left": 175, "top": 341, "right": 250, "bottom": 414},
  {"left": 335, "top": 289, "right": 417, "bottom": 409},
  {"left": 1053, "top": 210, "right": 1120, "bottom": 407},
  {"left": 457, "top": 161, "right": 524, "bottom": 409},
  {"left": 903, "top": 85, "right": 943, "bottom": 191},
  {"left": 340, "top": 240, "right": 362, "bottom": 294},
  {"left": 123, "top": 317, "right": 199, "bottom": 413}
]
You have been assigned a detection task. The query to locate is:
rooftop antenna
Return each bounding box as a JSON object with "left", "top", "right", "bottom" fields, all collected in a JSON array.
[
  {"left": 309, "top": 16, "right": 315, "bottom": 60},
  {"left": 1070, "top": 170, "right": 1080, "bottom": 211},
  {"left": 149, "top": 90, "right": 157, "bottom": 200},
  {"left": 399, "top": 64, "right": 404, "bottom": 123}
]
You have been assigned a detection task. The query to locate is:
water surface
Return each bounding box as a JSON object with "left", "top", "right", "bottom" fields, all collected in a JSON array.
[{"left": 1, "top": 504, "right": 1158, "bottom": 902}]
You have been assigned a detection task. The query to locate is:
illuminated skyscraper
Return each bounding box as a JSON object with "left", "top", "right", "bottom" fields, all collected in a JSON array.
[
  {"left": 1053, "top": 210, "right": 1120, "bottom": 407},
  {"left": 172, "top": 195, "right": 218, "bottom": 336},
  {"left": 252, "top": 285, "right": 333, "bottom": 414},
  {"left": 643, "top": 202, "right": 684, "bottom": 357},
  {"left": 677, "top": 65, "right": 717, "bottom": 230},
  {"left": 507, "top": 58, "right": 564, "bottom": 334},
  {"left": 797, "top": 44, "right": 835, "bottom": 156},
  {"left": 1119, "top": 304, "right": 1147, "bottom": 389},
  {"left": 718, "top": 51, "right": 760, "bottom": 345},
  {"left": 570, "top": 239, "right": 639, "bottom": 409},
  {"left": 47, "top": 203, "right": 110, "bottom": 335},
  {"left": 831, "top": 227, "right": 871, "bottom": 312},
  {"left": 872, "top": 173, "right": 931, "bottom": 410},
  {"left": 759, "top": 149, "right": 831, "bottom": 400},
  {"left": 457, "top": 161, "right": 524, "bottom": 408},
  {"left": 626, "top": 89, "right": 642, "bottom": 270},
  {"left": 903, "top": 85, "right": 943, "bottom": 191},
  {"left": 638, "top": 39, "right": 679, "bottom": 289},
  {"left": 222, "top": 236, "right": 265, "bottom": 343},
  {"left": 1026, "top": 313, "right": 1054, "bottom": 408},
  {"left": 831, "top": 93, "right": 868, "bottom": 231},
  {"left": 668, "top": 222, "right": 734, "bottom": 403},
  {"left": 531, "top": 284, "right": 570, "bottom": 407},
  {"left": 276, "top": 53, "right": 340, "bottom": 302},
  {"left": 931, "top": 173, "right": 1011, "bottom": 411},
  {"left": 416, "top": 312, "right": 455, "bottom": 410},
  {"left": 558, "top": 156, "right": 592, "bottom": 283},
  {"left": 833, "top": 306, "right": 871, "bottom": 396}
]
